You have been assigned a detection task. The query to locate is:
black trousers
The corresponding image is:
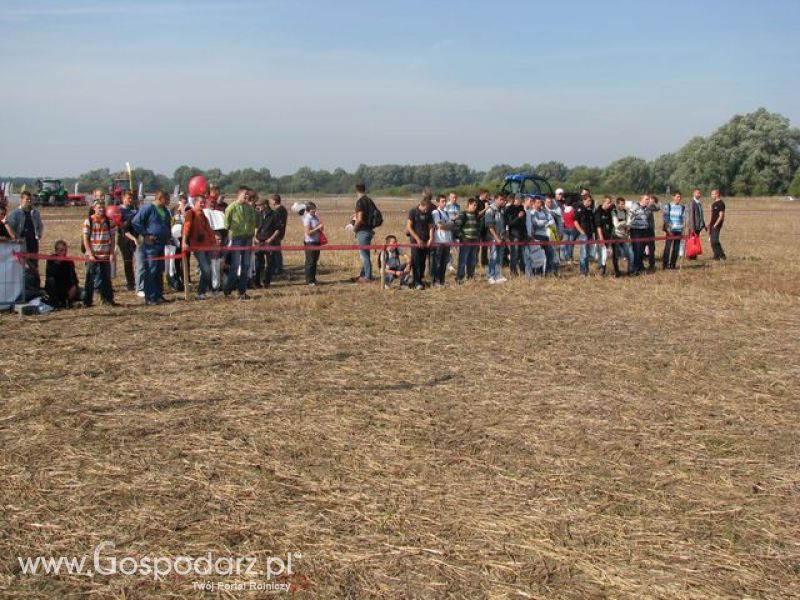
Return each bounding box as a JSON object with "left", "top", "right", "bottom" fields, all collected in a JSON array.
[
  {"left": 631, "top": 228, "right": 648, "bottom": 274},
  {"left": 304, "top": 243, "right": 320, "bottom": 283},
  {"left": 117, "top": 235, "right": 136, "bottom": 289},
  {"left": 509, "top": 233, "right": 526, "bottom": 275},
  {"left": 662, "top": 234, "right": 682, "bottom": 268},
  {"left": 431, "top": 246, "right": 450, "bottom": 284},
  {"left": 710, "top": 227, "right": 726, "bottom": 259},
  {"left": 645, "top": 227, "right": 656, "bottom": 268},
  {"left": 411, "top": 246, "right": 429, "bottom": 285},
  {"left": 254, "top": 249, "right": 275, "bottom": 286}
]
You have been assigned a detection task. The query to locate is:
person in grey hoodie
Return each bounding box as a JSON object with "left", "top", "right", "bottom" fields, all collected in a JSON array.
[
  {"left": 531, "top": 197, "right": 557, "bottom": 275},
  {"left": 544, "top": 195, "right": 563, "bottom": 270},
  {"left": 628, "top": 195, "right": 658, "bottom": 275}
]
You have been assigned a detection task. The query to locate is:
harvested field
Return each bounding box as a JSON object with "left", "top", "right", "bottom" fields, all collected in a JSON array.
[{"left": 1, "top": 197, "right": 799, "bottom": 599}]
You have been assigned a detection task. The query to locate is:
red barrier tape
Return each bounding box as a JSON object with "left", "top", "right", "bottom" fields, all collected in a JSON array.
[{"left": 13, "top": 234, "right": 687, "bottom": 263}]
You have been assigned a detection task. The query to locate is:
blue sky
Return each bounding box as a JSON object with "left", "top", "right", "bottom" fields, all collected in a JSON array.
[{"left": 1, "top": 0, "right": 798, "bottom": 177}]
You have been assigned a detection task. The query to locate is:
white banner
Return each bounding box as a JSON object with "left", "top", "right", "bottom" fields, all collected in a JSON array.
[{"left": 0, "top": 241, "right": 24, "bottom": 305}]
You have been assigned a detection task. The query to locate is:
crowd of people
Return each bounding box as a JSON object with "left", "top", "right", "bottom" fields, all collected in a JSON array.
[
  {"left": 0, "top": 182, "right": 728, "bottom": 308},
  {"left": 382, "top": 185, "right": 726, "bottom": 289}
]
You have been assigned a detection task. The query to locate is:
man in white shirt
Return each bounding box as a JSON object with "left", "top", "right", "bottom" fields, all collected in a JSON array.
[{"left": 431, "top": 194, "right": 454, "bottom": 286}]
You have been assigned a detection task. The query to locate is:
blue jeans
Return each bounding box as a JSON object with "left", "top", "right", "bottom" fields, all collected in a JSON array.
[
  {"left": 457, "top": 244, "right": 478, "bottom": 280},
  {"left": 134, "top": 245, "right": 145, "bottom": 292},
  {"left": 612, "top": 241, "right": 633, "bottom": 275},
  {"left": 487, "top": 242, "right": 502, "bottom": 280},
  {"left": 83, "top": 261, "right": 113, "bottom": 305},
  {"left": 578, "top": 234, "right": 591, "bottom": 275},
  {"left": 224, "top": 236, "right": 253, "bottom": 295},
  {"left": 509, "top": 233, "right": 526, "bottom": 275},
  {"left": 194, "top": 251, "right": 212, "bottom": 295},
  {"left": 356, "top": 229, "right": 374, "bottom": 279},
  {"left": 535, "top": 235, "right": 558, "bottom": 275},
  {"left": 141, "top": 242, "right": 165, "bottom": 301},
  {"left": 561, "top": 228, "right": 577, "bottom": 260}
]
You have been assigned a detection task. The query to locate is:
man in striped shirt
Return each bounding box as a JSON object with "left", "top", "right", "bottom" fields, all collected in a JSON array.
[{"left": 82, "top": 199, "right": 118, "bottom": 307}]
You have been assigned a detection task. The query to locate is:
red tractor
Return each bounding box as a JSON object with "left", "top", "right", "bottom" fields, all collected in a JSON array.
[{"left": 109, "top": 177, "right": 134, "bottom": 204}]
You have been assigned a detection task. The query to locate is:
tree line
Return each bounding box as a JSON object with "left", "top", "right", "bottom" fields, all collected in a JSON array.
[{"left": 4, "top": 108, "right": 799, "bottom": 197}]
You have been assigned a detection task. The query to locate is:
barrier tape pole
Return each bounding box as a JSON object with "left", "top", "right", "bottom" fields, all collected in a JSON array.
[{"left": 182, "top": 250, "right": 190, "bottom": 301}]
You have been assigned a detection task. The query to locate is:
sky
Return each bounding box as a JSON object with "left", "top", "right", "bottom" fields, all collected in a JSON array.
[{"left": 1, "top": 0, "right": 798, "bottom": 177}]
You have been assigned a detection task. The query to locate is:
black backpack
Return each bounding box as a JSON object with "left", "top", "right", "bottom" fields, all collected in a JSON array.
[{"left": 366, "top": 197, "right": 383, "bottom": 229}]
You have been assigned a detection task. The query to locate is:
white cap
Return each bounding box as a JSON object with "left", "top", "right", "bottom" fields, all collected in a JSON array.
[{"left": 555, "top": 188, "right": 564, "bottom": 195}]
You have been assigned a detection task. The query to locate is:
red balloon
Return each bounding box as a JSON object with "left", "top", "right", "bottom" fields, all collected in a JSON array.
[
  {"left": 105, "top": 204, "right": 123, "bottom": 227},
  {"left": 188, "top": 175, "right": 208, "bottom": 198}
]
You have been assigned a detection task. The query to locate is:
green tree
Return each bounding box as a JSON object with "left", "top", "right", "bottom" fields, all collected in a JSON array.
[
  {"left": 535, "top": 161, "right": 569, "bottom": 182},
  {"left": 670, "top": 108, "right": 800, "bottom": 195},
  {"left": 77, "top": 168, "right": 111, "bottom": 193},
  {"left": 173, "top": 165, "right": 205, "bottom": 192},
  {"left": 225, "top": 167, "right": 272, "bottom": 193},
  {"left": 649, "top": 153, "right": 677, "bottom": 193},
  {"left": 565, "top": 165, "right": 603, "bottom": 191},
  {"left": 788, "top": 167, "right": 800, "bottom": 196},
  {"left": 603, "top": 156, "right": 650, "bottom": 193}
]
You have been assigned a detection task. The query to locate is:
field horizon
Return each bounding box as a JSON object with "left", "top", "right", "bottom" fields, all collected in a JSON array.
[{"left": 1, "top": 197, "right": 798, "bottom": 598}]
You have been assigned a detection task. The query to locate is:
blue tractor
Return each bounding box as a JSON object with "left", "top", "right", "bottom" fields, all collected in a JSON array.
[
  {"left": 500, "top": 174, "right": 582, "bottom": 205},
  {"left": 500, "top": 173, "right": 552, "bottom": 200}
]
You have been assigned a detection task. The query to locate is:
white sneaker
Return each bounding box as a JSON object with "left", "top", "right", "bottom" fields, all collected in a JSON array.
[
  {"left": 495, "top": 276, "right": 508, "bottom": 283},
  {"left": 488, "top": 277, "right": 498, "bottom": 285},
  {"left": 136, "top": 291, "right": 145, "bottom": 298}
]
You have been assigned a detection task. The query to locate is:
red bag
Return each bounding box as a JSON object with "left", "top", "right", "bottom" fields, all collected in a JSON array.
[
  {"left": 318, "top": 231, "right": 328, "bottom": 245},
  {"left": 686, "top": 232, "right": 702, "bottom": 258}
]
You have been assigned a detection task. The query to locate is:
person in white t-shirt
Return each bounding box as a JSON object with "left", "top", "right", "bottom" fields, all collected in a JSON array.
[
  {"left": 431, "top": 194, "right": 454, "bottom": 286},
  {"left": 301, "top": 202, "right": 324, "bottom": 286}
]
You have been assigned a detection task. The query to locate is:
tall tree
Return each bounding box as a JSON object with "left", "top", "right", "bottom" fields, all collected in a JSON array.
[
  {"left": 173, "top": 165, "right": 205, "bottom": 192},
  {"left": 535, "top": 161, "right": 569, "bottom": 182},
  {"left": 603, "top": 156, "right": 650, "bottom": 193},
  {"left": 670, "top": 108, "right": 800, "bottom": 195}
]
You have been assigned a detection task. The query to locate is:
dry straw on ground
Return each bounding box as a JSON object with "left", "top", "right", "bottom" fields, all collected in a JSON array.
[{"left": 1, "top": 197, "right": 799, "bottom": 599}]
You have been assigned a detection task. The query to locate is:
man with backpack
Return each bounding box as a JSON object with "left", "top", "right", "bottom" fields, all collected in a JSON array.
[
  {"left": 353, "top": 183, "right": 381, "bottom": 283},
  {"left": 431, "top": 194, "right": 454, "bottom": 286}
]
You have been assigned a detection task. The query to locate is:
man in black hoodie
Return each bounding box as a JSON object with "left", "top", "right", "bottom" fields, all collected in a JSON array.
[{"left": 505, "top": 194, "right": 527, "bottom": 276}]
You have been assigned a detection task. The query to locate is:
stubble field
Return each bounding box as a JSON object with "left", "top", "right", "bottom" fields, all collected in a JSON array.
[{"left": 1, "top": 196, "right": 799, "bottom": 599}]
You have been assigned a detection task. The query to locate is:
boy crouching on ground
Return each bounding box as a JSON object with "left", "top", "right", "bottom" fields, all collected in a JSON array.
[{"left": 380, "top": 235, "right": 411, "bottom": 288}]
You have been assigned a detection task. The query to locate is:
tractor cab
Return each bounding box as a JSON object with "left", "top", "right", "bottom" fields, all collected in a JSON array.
[
  {"left": 40, "top": 179, "right": 62, "bottom": 192},
  {"left": 109, "top": 178, "right": 133, "bottom": 203},
  {"left": 501, "top": 174, "right": 553, "bottom": 200},
  {"left": 35, "top": 178, "right": 69, "bottom": 206}
]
